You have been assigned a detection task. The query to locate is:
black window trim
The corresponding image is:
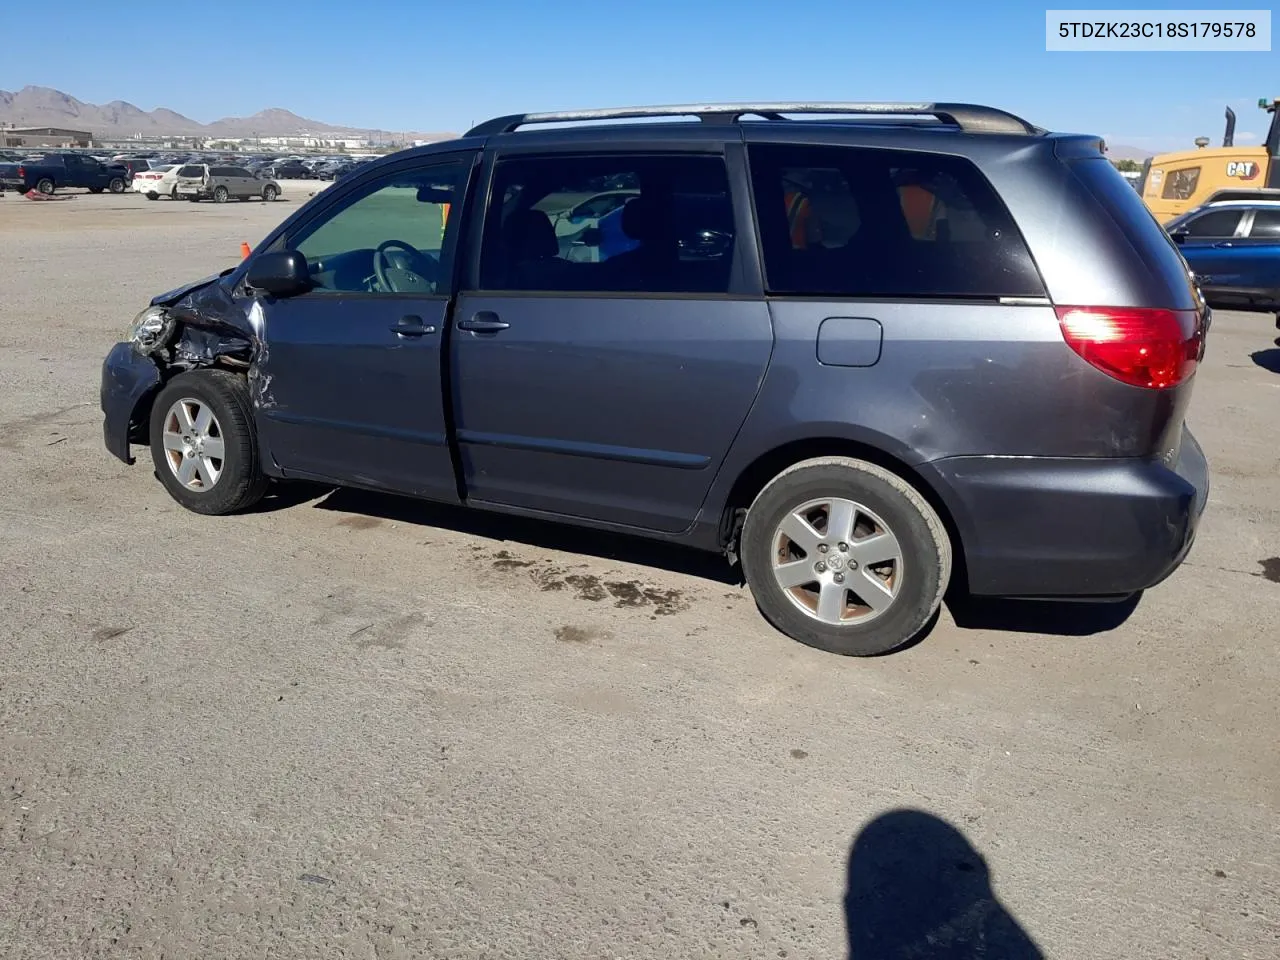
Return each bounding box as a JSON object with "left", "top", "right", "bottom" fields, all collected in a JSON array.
[
  {"left": 461, "top": 146, "right": 761, "bottom": 299},
  {"left": 744, "top": 141, "right": 1049, "bottom": 302}
]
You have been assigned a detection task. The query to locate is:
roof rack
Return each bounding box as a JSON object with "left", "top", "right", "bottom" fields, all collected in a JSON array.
[{"left": 465, "top": 102, "right": 1040, "bottom": 138}]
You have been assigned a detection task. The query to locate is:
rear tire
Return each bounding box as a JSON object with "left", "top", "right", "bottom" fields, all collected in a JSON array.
[
  {"left": 170, "top": 187, "right": 179, "bottom": 200},
  {"left": 146, "top": 191, "right": 158, "bottom": 200},
  {"left": 36, "top": 178, "right": 55, "bottom": 194},
  {"left": 149, "top": 370, "right": 268, "bottom": 515},
  {"left": 213, "top": 186, "right": 229, "bottom": 203},
  {"left": 740, "top": 457, "right": 951, "bottom": 656}
]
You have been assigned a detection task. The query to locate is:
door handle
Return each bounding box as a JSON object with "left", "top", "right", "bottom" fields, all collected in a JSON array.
[
  {"left": 457, "top": 311, "right": 510, "bottom": 333},
  {"left": 389, "top": 315, "right": 437, "bottom": 337}
]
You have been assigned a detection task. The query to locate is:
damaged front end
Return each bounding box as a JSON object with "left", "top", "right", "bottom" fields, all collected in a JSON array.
[{"left": 100, "top": 270, "right": 262, "bottom": 464}]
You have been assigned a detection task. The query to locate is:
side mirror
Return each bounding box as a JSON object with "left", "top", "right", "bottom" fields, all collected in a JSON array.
[{"left": 246, "top": 250, "right": 312, "bottom": 298}]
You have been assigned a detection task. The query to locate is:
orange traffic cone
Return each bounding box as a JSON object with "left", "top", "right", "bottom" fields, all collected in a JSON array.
[{"left": 240, "top": 242, "right": 251, "bottom": 259}]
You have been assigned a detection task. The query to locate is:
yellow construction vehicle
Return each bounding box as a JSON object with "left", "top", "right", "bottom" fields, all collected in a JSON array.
[{"left": 1139, "top": 98, "right": 1280, "bottom": 223}]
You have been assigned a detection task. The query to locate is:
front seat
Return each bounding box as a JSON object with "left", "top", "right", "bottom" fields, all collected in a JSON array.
[{"left": 602, "top": 196, "right": 679, "bottom": 289}]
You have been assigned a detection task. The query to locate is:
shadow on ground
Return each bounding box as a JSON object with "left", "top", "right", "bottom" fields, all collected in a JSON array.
[
  {"left": 264, "top": 482, "right": 1144, "bottom": 638},
  {"left": 845, "top": 809, "right": 1044, "bottom": 959},
  {"left": 1251, "top": 348, "right": 1280, "bottom": 374}
]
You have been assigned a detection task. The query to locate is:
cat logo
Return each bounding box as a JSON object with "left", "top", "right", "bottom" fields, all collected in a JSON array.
[{"left": 1226, "top": 160, "right": 1260, "bottom": 180}]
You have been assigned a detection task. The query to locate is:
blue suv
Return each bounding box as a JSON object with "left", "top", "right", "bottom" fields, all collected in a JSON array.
[
  {"left": 1166, "top": 199, "right": 1280, "bottom": 314},
  {"left": 100, "top": 102, "right": 1209, "bottom": 656}
]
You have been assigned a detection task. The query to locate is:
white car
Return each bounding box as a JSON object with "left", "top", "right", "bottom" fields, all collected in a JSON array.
[{"left": 132, "top": 164, "right": 181, "bottom": 200}]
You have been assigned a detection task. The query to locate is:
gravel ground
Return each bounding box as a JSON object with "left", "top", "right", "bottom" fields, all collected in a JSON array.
[{"left": 1, "top": 192, "right": 1278, "bottom": 959}]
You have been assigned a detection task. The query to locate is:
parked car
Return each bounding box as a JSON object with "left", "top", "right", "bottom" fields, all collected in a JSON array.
[
  {"left": 1166, "top": 199, "right": 1280, "bottom": 313},
  {"left": 174, "top": 164, "right": 281, "bottom": 203},
  {"left": 132, "top": 164, "right": 181, "bottom": 199},
  {"left": 0, "top": 152, "right": 129, "bottom": 194},
  {"left": 262, "top": 162, "right": 314, "bottom": 180},
  {"left": 100, "top": 101, "right": 1209, "bottom": 656}
]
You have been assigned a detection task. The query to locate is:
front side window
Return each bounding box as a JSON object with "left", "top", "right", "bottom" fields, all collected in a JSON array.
[
  {"left": 479, "top": 154, "right": 736, "bottom": 294},
  {"left": 289, "top": 160, "right": 465, "bottom": 296},
  {"left": 1181, "top": 209, "right": 1241, "bottom": 238},
  {"left": 749, "top": 144, "right": 1044, "bottom": 299}
]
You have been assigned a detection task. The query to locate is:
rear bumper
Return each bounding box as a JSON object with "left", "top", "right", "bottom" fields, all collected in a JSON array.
[
  {"left": 101, "top": 341, "right": 162, "bottom": 465},
  {"left": 921, "top": 427, "right": 1209, "bottom": 597}
]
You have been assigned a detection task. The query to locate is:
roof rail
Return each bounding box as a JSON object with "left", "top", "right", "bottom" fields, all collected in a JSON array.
[{"left": 465, "top": 102, "right": 1040, "bottom": 138}]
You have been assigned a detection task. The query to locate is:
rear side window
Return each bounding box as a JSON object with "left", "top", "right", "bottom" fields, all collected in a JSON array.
[
  {"left": 1249, "top": 209, "right": 1280, "bottom": 237},
  {"left": 479, "top": 154, "right": 736, "bottom": 294},
  {"left": 178, "top": 165, "right": 204, "bottom": 177},
  {"left": 748, "top": 144, "right": 1043, "bottom": 298},
  {"left": 1181, "top": 209, "right": 1241, "bottom": 237}
]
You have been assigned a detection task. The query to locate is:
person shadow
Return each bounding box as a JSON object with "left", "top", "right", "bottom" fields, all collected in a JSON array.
[{"left": 845, "top": 809, "right": 1044, "bottom": 959}]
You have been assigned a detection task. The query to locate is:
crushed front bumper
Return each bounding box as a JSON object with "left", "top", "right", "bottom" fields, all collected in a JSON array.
[{"left": 100, "top": 341, "right": 162, "bottom": 464}]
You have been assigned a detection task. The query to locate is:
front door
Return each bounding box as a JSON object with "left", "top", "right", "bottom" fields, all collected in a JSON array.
[
  {"left": 253, "top": 154, "right": 473, "bottom": 501},
  {"left": 451, "top": 151, "right": 771, "bottom": 533}
]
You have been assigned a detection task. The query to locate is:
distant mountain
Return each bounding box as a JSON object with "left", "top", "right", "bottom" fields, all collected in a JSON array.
[
  {"left": 0, "top": 85, "right": 453, "bottom": 141},
  {"left": 1104, "top": 144, "right": 1159, "bottom": 161}
]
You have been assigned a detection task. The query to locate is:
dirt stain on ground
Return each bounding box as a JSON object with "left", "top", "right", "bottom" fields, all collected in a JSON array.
[
  {"left": 1258, "top": 557, "right": 1280, "bottom": 583},
  {"left": 554, "top": 625, "right": 608, "bottom": 644},
  {"left": 91, "top": 626, "right": 133, "bottom": 642},
  {"left": 336, "top": 515, "right": 382, "bottom": 530},
  {"left": 351, "top": 612, "right": 425, "bottom": 650},
  {"left": 531, "top": 567, "right": 689, "bottom": 614},
  {"left": 491, "top": 549, "right": 535, "bottom": 572}
]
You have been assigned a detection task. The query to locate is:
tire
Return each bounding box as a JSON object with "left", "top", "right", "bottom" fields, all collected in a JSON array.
[
  {"left": 108, "top": 177, "right": 125, "bottom": 193},
  {"left": 213, "top": 186, "right": 229, "bottom": 203},
  {"left": 89, "top": 187, "right": 104, "bottom": 194},
  {"left": 740, "top": 457, "right": 951, "bottom": 656},
  {"left": 146, "top": 192, "right": 158, "bottom": 200},
  {"left": 170, "top": 187, "right": 179, "bottom": 200},
  {"left": 35, "top": 178, "right": 54, "bottom": 195},
  {"left": 188, "top": 196, "right": 201, "bottom": 202},
  {"left": 149, "top": 370, "right": 268, "bottom": 515},
  {"left": 262, "top": 184, "right": 278, "bottom": 202}
]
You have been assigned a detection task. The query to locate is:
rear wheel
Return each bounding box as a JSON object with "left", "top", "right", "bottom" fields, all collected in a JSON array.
[
  {"left": 35, "top": 178, "right": 54, "bottom": 195},
  {"left": 149, "top": 371, "right": 268, "bottom": 515},
  {"left": 213, "top": 186, "right": 229, "bottom": 203},
  {"left": 170, "top": 187, "right": 179, "bottom": 200},
  {"left": 146, "top": 191, "right": 158, "bottom": 200},
  {"left": 740, "top": 457, "right": 951, "bottom": 656},
  {"left": 262, "top": 184, "right": 278, "bottom": 202},
  {"left": 108, "top": 177, "right": 125, "bottom": 194}
]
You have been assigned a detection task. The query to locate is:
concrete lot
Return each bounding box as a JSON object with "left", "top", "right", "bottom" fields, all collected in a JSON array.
[{"left": 1, "top": 192, "right": 1278, "bottom": 959}]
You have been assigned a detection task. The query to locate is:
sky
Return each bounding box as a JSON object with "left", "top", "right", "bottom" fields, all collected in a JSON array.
[{"left": 3, "top": 0, "right": 1276, "bottom": 149}]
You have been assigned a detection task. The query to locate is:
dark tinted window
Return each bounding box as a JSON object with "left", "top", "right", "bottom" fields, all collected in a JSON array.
[
  {"left": 178, "top": 165, "right": 204, "bottom": 178},
  {"left": 1182, "top": 209, "right": 1241, "bottom": 238},
  {"left": 479, "top": 154, "right": 736, "bottom": 294},
  {"left": 209, "top": 167, "right": 235, "bottom": 177},
  {"left": 749, "top": 144, "right": 1044, "bottom": 298},
  {"left": 1249, "top": 209, "right": 1280, "bottom": 237}
]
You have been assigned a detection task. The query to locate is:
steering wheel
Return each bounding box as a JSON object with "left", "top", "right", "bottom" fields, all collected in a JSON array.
[{"left": 373, "top": 239, "right": 437, "bottom": 294}]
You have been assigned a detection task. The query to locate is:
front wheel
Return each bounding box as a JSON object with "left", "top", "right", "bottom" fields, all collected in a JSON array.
[
  {"left": 148, "top": 370, "right": 269, "bottom": 515},
  {"left": 108, "top": 177, "right": 125, "bottom": 193},
  {"left": 262, "top": 184, "right": 278, "bottom": 202},
  {"left": 740, "top": 457, "right": 951, "bottom": 656},
  {"left": 213, "top": 186, "right": 229, "bottom": 203}
]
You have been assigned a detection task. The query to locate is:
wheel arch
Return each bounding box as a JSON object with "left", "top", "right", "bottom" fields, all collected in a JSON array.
[{"left": 719, "top": 436, "right": 969, "bottom": 592}]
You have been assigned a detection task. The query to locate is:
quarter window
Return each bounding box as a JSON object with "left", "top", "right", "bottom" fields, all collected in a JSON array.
[
  {"left": 748, "top": 144, "right": 1044, "bottom": 299},
  {"left": 479, "top": 155, "right": 736, "bottom": 294},
  {"left": 289, "top": 161, "right": 465, "bottom": 296}
]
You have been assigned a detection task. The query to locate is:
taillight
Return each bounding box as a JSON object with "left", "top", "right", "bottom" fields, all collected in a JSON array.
[
  {"left": 17, "top": 165, "right": 24, "bottom": 178},
  {"left": 1056, "top": 306, "right": 1201, "bottom": 389}
]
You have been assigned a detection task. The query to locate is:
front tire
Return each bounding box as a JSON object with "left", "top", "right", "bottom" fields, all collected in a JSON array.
[
  {"left": 149, "top": 370, "right": 268, "bottom": 515},
  {"left": 108, "top": 177, "right": 125, "bottom": 193},
  {"left": 262, "top": 184, "right": 278, "bottom": 202},
  {"left": 740, "top": 457, "right": 951, "bottom": 656}
]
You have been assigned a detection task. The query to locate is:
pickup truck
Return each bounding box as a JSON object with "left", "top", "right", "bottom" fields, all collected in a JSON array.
[{"left": 0, "top": 153, "right": 129, "bottom": 195}]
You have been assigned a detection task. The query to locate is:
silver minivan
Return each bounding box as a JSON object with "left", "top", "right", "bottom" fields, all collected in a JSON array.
[{"left": 175, "top": 164, "right": 280, "bottom": 203}]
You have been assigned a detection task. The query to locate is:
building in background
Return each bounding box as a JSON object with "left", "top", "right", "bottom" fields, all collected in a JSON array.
[{"left": 0, "top": 126, "right": 92, "bottom": 148}]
